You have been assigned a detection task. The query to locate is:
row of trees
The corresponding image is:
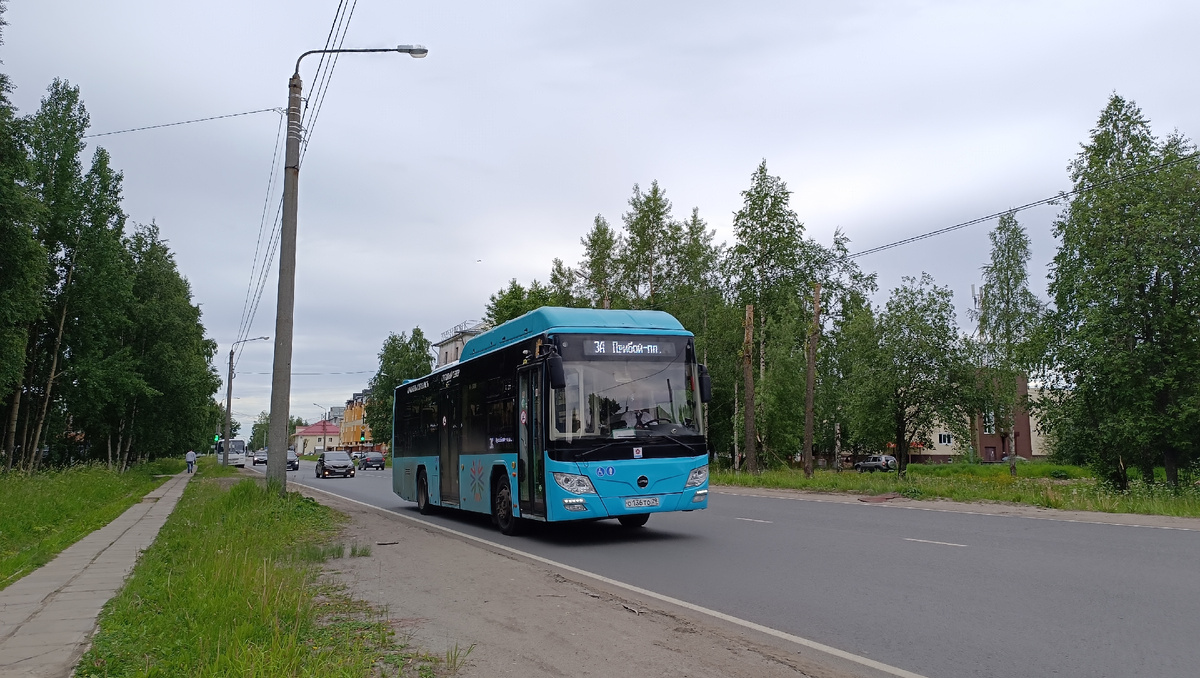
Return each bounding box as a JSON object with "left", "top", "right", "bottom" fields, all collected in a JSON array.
[
  {"left": 478, "top": 94, "right": 1200, "bottom": 486},
  {"left": 0, "top": 59, "right": 220, "bottom": 471}
]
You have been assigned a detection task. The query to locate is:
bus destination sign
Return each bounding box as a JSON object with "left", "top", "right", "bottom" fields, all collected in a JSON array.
[{"left": 583, "top": 338, "right": 677, "bottom": 357}]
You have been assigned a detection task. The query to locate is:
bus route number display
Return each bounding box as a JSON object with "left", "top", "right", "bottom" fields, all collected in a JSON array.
[{"left": 583, "top": 338, "right": 677, "bottom": 357}]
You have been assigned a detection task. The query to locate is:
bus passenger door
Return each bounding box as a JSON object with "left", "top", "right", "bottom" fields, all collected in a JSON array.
[
  {"left": 439, "top": 390, "right": 460, "bottom": 506},
  {"left": 517, "top": 364, "right": 546, "bottom": 517}
]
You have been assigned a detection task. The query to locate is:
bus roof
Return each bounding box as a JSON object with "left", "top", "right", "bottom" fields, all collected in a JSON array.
[{"left": 460, "top": 307, "right": 688, "bottom": 363}]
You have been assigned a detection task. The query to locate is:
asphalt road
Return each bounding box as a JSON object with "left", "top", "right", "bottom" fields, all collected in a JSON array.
[{"left": 250, "top": 461, "right": 1200, "bottom": 678}]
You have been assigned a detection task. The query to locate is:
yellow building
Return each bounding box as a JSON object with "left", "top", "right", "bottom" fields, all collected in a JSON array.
[{"left": 340, "top": 391, "right": 373, "bottom": 451}]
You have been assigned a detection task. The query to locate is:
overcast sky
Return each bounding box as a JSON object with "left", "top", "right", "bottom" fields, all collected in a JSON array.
[{"left": 5, "top": 1, "right": 1197, "bottom": 435}]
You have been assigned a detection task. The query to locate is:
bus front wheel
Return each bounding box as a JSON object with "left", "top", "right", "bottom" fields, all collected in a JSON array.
[
  {"left": 618, "top": 514, "right": 649, "bottom": 528},
  {"left": 493, "top": 475, "right": 522, "bottom": 536},
  {"left": 416, "top": 470, "right": 434, "bottom": 515}
]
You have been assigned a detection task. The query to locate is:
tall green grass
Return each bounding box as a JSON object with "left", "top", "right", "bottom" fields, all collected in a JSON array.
[
  {"left": 0, "top": 458, "right": 184, "bottom": 590},
  {"left": 76, "top": 462, "right": 413, "bottom": 677},
  {"left": 713, "top": 463, "right": 1200, "bottom": 517}
]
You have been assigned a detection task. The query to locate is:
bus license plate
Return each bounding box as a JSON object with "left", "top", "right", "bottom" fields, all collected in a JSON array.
[{"left": 625, "top": 497, "right": 659, "bottom": 508}]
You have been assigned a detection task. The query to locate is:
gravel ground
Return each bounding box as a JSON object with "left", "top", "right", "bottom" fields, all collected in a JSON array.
[{"left": 300, "top": 487, "right": 874, "bottom": 678}]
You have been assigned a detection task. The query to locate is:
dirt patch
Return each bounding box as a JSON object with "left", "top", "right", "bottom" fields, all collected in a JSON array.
[{"left": 299, "top": 488, "right": 869, "bottom": 678}]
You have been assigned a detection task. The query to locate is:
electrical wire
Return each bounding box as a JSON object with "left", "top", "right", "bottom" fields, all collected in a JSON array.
[
  {"left": 299, "top": 0, "right": 359, "bottom": 168},
  {"left": 82, "top": 108, "right": 279, "bottom": 138},
  {"left": 234, "top": 111, "right": 287, "bottom": 350},
  {"left": 847, "top": 151, "right": 1200, "bottom": 259},
  {"left": 231, "top": 0, "right": 358, "bottom": 365}
]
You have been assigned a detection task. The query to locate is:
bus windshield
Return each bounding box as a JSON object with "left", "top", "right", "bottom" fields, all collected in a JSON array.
[{"left": 551, "top": 356, "right": 704, "bottom": 440}]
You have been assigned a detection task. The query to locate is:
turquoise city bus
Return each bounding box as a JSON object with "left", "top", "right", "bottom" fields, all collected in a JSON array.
[{"left": 392, "top": 307, "right": 712, "bottom": 535}]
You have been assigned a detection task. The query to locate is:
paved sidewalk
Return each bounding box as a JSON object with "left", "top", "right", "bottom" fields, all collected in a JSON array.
[{"left": 0, "top": 471, "right": 192, "bottom": 678}]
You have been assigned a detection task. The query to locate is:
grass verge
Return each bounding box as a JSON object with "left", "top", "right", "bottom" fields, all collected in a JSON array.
[
  {"left": 77, "top": 458, "right": 448, "bottom": 677},
  {"left": 713, "top": 462, "right": 1200, "bottom": 517},
  {"left": 0, "top": 458, "right": 184, "bottom": 590}
]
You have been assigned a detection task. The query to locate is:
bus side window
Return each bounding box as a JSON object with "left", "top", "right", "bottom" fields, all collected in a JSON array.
[
  {"left": 415, "top": 393, "right": 437, "bottom": 456},
  {"left": 463, "top": 382, "right": 487, "bottom": 452},
  {"left": 486, "top": 399, "right": 515, "bottom": 452}
]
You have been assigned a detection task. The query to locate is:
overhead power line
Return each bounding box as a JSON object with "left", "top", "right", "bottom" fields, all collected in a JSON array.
[
  {"left": 234, "top": 111, "right": 287, "bottom": 363},
  {"left": 231, "top": 0, "right": 359, "bottom": 362},
  {"left": 848, "top": 151, "right": 1200, "bottom": 259},
  {"left": 299, "top": 0, "right": 359, "bottom": 168},
  {"left": 83, "top": 108, "right": 280, "bottom": 139}
]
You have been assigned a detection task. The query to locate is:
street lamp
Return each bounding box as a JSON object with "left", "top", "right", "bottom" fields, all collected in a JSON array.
[
  {"left": 224, "top": 335, "right": 270, "bottom": 466},
  {"left": 266, "top": 44, "right": 427, "bottom": 491}
]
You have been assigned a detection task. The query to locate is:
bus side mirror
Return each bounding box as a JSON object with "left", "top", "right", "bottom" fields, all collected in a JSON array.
[
  {"left": 698, "top": 364, "right": 712, "bottom": 403},
  {"left": 547, "top": 354, "right": 566, "bottom": 390}
]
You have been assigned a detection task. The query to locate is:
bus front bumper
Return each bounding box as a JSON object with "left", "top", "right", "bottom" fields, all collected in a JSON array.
[{"left": 552, "top": 487, "right": 708, "bottom": 520}]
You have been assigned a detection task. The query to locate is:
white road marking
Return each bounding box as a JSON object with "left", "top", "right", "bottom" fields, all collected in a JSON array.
[
  {"left": 904, "top": 537, "right": 967, "bottom": 547},
  {"left": 298, "top": 482, "right": 931, "bottom": 678},
  {"left": 734, "top": 517, "right": 773, "bottom": 523}
]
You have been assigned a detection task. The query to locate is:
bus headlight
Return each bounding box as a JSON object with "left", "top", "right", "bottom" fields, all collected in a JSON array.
[
  {"left": 684, "top": 465, "right": 708, "bottom": 488},
  {"left": 553, "top": 472, "right": 597, "bottom": 495}
]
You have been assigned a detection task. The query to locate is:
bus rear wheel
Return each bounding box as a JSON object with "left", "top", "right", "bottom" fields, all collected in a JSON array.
[
  {"left": 618, "top": 514, "right": 649, "bottom": 528},
  {"left": 416, "top": 470, "right": 434, "bottom": 515},
  {"left": 493, "top": 475, "right": 522, "bottom": 536}
]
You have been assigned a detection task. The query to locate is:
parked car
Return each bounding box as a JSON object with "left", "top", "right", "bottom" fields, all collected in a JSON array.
[
  {"left": 252, "top": 450, "right": 269, "bottom": 465},
  {"left": 358, "top": 451, "right": 385, "bottom": 470},
  {"left": 854, "top": 455, "right": 897, "bottom": 473},
  {"left": 316, "top": 451, "right": 355, "bottom": 478},
  {"left": 286, "top": 450, "right": 299, "bottom": 471}
]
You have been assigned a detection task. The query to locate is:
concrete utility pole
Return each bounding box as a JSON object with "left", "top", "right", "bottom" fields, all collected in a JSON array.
[
  {"left": 223, "top": 351, "right": 234, "bottom": 466},
  {"left": 742, "top": 304, "right": 757, "bottom": 474},
  {"left": 224, "top": 336, "right": 269, "bottom": 466},
  {"left": 803, "top": 283, "right": 821, "bottom": 479},
  {"left": 265, "top": 45, "right": 427, "bottom": 493}
]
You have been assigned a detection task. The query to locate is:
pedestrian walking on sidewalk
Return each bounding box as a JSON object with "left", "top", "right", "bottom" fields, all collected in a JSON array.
[{"left": 186, "top": 449, "right": 196, "bottom": 473}]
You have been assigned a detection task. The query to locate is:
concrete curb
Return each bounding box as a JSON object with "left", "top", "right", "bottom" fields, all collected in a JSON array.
[{"left": 0, "top": 470, "right": 192, "bottom": 677}]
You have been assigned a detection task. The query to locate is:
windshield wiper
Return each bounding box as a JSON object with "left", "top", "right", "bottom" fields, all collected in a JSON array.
[
  {"left": 575, "top": 441, "right": 624, "bottom": 460},
  {"left": 646, "top": 431, "right": 700, "bottom": 449},
  {"left": 574, "top": 431, "right": 701, "bottom": 460}
]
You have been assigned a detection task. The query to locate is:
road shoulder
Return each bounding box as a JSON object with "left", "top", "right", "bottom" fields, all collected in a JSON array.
[{"left": 298, "top": 486, "right": 877, "bottom": 678}]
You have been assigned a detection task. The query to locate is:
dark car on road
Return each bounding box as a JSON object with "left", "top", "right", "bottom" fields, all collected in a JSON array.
[
  {"left": 358, "top": 451, "right": 385, "bottom": 470},
  {"left": 316, "top": 450, "right": 355, "bottom": 478},
  {"left": 854, "top": 455, "right": 897, "bottom": 473}
]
